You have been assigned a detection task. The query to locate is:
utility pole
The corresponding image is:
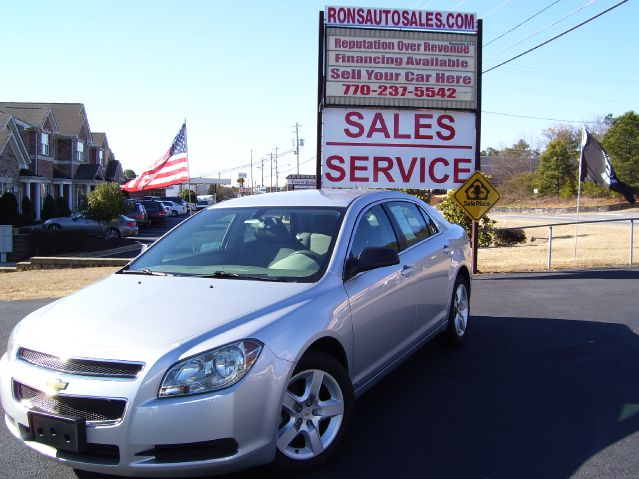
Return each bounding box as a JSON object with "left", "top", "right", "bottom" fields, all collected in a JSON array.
[
  {"left": 261, "top": 157, "right": 265, "bottom": 190},
  {"left": 250, "top": 149, "right": 253, "bottom": 195},
  {"left": 293, "top": 123, "right": 302, "bottom": 175},
  {"left": 275, "top": 147, "right": 279, "bottom": 191},
  {"left": 269, "top": 153, "right": 273, "bottom": 192}
]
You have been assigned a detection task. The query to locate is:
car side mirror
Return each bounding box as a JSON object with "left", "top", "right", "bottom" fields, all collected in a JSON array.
[{"left": 344, "top": 246, "right": 400, "bottom": 280}]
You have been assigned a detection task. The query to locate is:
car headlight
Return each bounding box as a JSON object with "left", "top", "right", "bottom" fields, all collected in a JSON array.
[
  {"left": 158, "top": 340, "right": 263, "bottom": 398},
  {"left": 7, "top": 323, "right": 21, "bottom": 357}
]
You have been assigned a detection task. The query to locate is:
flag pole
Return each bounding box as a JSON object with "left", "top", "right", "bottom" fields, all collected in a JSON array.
[
  {"left": 184, "top": 118, "right": 192, "bottom": 214},
  {"left": 574, "top": 127, "right": 585, "bottom": 259}
]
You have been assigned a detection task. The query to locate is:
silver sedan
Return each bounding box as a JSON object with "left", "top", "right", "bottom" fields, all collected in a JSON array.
[
  {"left": 42, "top": 213, "right": 138, "bottom": 239},
  {"left": 1, "top": 189, "right": 471, "bottom": 478}
]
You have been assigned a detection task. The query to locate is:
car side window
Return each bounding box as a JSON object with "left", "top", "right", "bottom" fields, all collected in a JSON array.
[
  {"left": 386, "top": 201, "right": 432, "bottom": 247},
  {"left": 419, "top": 206, "right": 440, "bottom": 236},
  {"left": 349, "top": 205, "right": 398, "bottom": 260}
]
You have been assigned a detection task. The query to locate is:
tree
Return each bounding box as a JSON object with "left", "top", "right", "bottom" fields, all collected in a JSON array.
[
  {"left": 602, "top": 111, "right": 639, "bottom": 187},
  {"left": 180, "top": 189, "right": 197, "bottom": 203},
  {"left": 86, "top": 182, "right": 127, "bottom": 225},
  {"left": 123, "top": 169, "right": 137, "bottom": 180},
  {"left": 543, "top": 125, "right": 580, "bottom": 151},
  {"left": 535, "top": 138, "right": 578, "bottom": 196},
  {"left": 481, "top": 139, "right": 539, "bottom": 186}
]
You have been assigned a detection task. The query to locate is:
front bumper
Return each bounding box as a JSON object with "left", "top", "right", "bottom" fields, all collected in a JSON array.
[{"left": 1, "top": 347, "right": 292, "bottom": 477}]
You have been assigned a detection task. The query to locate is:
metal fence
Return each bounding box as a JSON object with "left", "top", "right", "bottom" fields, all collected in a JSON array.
[{"left": 479, "top": 217, "right": 639, "bottom": 271}]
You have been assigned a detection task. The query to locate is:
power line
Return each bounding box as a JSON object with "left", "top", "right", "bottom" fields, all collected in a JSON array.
[
  {"left": 483, "top": 0, "right": 629, "bottom": 74},
  {"left": 488, "top": 0, "right": 595, "bottom": 59},
  {"left": 486, "top": 82, "right": 629, "bottom": 104},
  {"left": 483, "top": 110, "right": 599, "bottom": 123},
  {"left": 484, "top": 0, "right": 563, "bottom": 46}
]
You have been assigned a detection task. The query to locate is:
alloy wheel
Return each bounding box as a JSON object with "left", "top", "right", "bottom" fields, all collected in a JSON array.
[{"left": 278, "top": 369, "right": 345, "bottom": 460}]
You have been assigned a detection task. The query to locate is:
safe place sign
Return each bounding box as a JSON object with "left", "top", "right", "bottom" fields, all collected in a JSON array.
[{"left": 452, "top": 171, "right": 500, "bottom": 221}]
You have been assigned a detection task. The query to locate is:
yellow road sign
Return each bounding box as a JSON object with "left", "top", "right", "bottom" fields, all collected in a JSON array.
[{"left": 453, "top": 171, "right": 500, "bottom": 221}]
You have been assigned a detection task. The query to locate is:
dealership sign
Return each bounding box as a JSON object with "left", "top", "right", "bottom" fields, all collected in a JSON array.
[
  {"left": 322, "top": 108, "right": 475, "bottom": 189},
  {"left": 325, "top": 29, "right": 477, "bottom": 109},
  {"left": 325, "top": 6, "right": 477, "bottom": 32},
  {"left": 317, "top": 5, "right": 481, "bottom": 191}
]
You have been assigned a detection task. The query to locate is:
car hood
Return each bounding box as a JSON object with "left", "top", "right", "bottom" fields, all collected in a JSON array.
[{"left": 16, "top": 274, "right": 311, "bottom": 359}]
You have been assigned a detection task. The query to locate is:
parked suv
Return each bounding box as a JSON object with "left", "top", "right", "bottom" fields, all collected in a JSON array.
[
  {"left": 126, "top": 201, "right": 151, "bottom": 227},
  {"left": 141, "top": 200, "right": 167, "bottom": 224}
]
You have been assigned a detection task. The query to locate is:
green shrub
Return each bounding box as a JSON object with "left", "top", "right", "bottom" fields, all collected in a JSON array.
[
  {"left": 492, "top": 228, "right": 526, "bottom": 246},
  {"left": 86, "top": 183, "right": 127, "bottom": 224},
  {"left": 438, "top": 191, "right": 495, "bottom": 247},
  {"left": 56, "top": 196, "right": 71, "bottom": 217},
  {"left": 0, "top": 192, "right": 18, "bottom": 225},
  {"left": 41, "top": 194, "right": 59, "bottom": 220},
  {"left": 21, "top": 196, "right": 33, "bottom": 216}
]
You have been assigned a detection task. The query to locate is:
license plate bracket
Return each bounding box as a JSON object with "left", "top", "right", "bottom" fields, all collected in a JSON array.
[{"left": 28, "top": 410, "right": 87, "bottom": 453}]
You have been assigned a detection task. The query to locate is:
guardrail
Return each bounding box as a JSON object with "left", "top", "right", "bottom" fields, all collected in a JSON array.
[{"left": 487, "top": 217, "right": 637, "bottom": 270}]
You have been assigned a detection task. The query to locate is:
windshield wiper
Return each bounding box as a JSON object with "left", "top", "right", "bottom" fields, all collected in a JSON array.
[
  {"left": 120, "top": 268, "right": 174, "bottom": 277},
  {"left": 197, "top": 271, "right": 288, "bottom": 282}
]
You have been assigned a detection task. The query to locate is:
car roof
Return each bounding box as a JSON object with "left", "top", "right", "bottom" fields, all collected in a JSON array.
[{"left": 215, "top": 188, "right": 412, "bottom": 209}]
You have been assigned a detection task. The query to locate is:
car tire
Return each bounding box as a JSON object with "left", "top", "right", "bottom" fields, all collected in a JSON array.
[
  {"left": 106, "top": 227, "right": 121, "bottom": 240},
  {"left": 47, "top": 223, "right": 61, "bottom": 231},
  {"left": 271, "top": 352, "right": 353, "bottom": 475},
  {"left": 439, "top": 275, "right": 470, "bottom": 346}
]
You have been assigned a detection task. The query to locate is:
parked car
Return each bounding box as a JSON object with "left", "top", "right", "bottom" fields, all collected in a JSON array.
[
  {"left": 126, "top": 201, "right": 151, "bottom": 227},
  {"left": 195, "top": 198, "right": 210, "bottom": 211},
  {"left": 160, "top": 200, "right": 187, "bottom": 217},
  {"left": 42, "top": 213, "right": 138, "bottom": 239},
  {"left": 1, "top": 189, "right": 471, "bottom": 478},
  {"left": 141, "top": 200, "right": 168, "bottom": 224}
]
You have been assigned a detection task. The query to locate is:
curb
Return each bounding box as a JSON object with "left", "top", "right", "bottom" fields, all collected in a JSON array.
[{"left": 16, "top": 256, "right": 131, "bottom": 271}]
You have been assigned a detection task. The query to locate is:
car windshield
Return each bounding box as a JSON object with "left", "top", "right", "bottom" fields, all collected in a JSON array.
[{"left": 124, "top": 206, "right": 344, "bottom": 282}]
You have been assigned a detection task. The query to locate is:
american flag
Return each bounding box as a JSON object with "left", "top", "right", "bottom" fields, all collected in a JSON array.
[{"left": 122, "top": 123, "right": 189, "bottom": 192}]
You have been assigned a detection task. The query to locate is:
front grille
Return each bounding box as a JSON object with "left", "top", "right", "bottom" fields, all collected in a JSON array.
[
  {"left": 18, "top": 348, "right": 144, "bottom": 378},
  {"left": 14, "top": 381, "right": 126, "bottom": 423}
]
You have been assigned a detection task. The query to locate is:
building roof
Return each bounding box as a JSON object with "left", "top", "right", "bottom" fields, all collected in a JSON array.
[
  {"left": 0, "top": 111, "right": 10, "bottom": 129},
  {"left": 0, "top": 131, "right": 11, "bottom": 152},
  {"left": 0, "top": 102, "right": 86, "bottom": 136},
  {"left": 105, "top": 160, "right": 123, "bottom": 181},
  {"left": 53, "top": 167, "right": 71, "bottom": 179},
  {"left": 0, "top": 103, "right": 52, "bottom": 128},
  {"left": 92, "top": 132, "right": 107, "bottom": 147},
  {"left": 75, "top": 163, "right": 103, "bottom": 181}
]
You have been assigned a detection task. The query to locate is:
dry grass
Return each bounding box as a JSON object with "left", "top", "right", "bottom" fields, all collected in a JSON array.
[
  {"left": 1, "top": 210, "right": 637, "bottom": 301},
  {"left": 0, "top": 267, "right": 119, "bottom": 301},
  {"left": 480, "top": 217, "right": 638, "bottom": 273}
]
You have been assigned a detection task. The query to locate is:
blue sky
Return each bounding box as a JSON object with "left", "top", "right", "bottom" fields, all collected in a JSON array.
[{"left": 4, "top": 0, "right": 637, "bottom": 186}]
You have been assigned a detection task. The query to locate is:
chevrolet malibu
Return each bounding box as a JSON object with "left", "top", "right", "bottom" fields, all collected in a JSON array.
[{"left": 1, "top": 189, "right": 472, "bottom": 478}]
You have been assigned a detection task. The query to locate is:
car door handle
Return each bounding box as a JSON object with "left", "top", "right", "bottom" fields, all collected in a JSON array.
[
  {"left": 443, "top": 243, "right": 452, "bottom": 254},
  {"left": 401, "top": 264, "right": 413, "bottom": 277}
]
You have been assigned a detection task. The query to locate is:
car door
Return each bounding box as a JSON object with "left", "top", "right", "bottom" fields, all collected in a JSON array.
[
  {"left": 343, "top": 203, "right": 416, "bottom": 388},
  {"left": 385, "top": 201, "right": 452, "bottom": 338}
]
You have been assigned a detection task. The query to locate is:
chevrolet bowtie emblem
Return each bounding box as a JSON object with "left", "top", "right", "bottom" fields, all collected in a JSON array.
[{"left": 45, "top": 378, "right": 68, "bottom": 394}]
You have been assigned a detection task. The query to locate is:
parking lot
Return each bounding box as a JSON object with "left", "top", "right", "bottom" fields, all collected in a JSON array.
[{"left": 1, "top": 267, "right": 639, "bottom": 478}]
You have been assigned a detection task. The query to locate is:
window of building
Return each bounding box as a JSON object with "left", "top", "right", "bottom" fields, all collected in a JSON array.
[
  {"left": 98, "top": 150, "right": 104, "bottom": 167},
  {"left": 41, "top": 133, "right": 50, "bottom": 156},
  {"left": 76, "top": 141, "right": 84, "bottom": 162}
]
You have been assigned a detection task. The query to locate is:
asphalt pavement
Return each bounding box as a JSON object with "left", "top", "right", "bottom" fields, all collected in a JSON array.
[{"left": 1, "top": 267, "right": 639, "bottom": 478}]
